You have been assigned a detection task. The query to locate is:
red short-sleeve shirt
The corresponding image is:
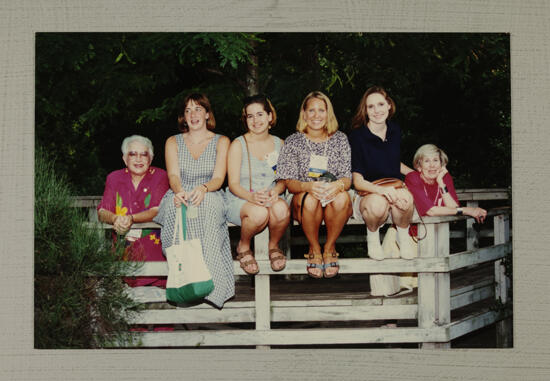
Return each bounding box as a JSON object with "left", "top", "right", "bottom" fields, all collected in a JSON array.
[
  {"left": 97, "top": 166, "right": 169, "bottom": 215},
  {"left": 405, "top": 171, "right": 459, "bottom": 216}
]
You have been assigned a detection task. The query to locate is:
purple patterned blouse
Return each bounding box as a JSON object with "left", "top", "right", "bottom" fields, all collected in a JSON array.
[{"left": 276, "top": 131, "right": 352, "bottom": 182}]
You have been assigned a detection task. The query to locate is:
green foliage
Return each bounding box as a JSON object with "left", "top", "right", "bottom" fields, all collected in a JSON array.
[
  {"left": 34, "top": 147, "right": 142, "bottom": 348},
  {"left": 35, "top": 32, "right": 510, "bottom": 193}
]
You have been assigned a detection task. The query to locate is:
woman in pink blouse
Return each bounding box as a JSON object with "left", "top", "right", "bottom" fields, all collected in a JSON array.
[
  {"left": 405, "top": 144, "right": 487, "bottom": 222},
  {"left": 97, "top": 135, "right": 170, "bottom": 287}
]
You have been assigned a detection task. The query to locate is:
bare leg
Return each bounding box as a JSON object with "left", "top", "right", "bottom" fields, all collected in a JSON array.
[
  {"left": 390, "top": 188, "right": 414, "bottom": 228},
  {"left": 292, "top": 192, "right": 323, "bottom": 278},
  {"left": 267, "top": 198, "right": 291, "bottom": 250},
  {"left": 360, "top": 194, "right": 390, "bottom": 232},
  {"left": 390, "top": 188, "right": 415, "bottom": 258},
  {"left": 359, "top": 194, "right": 390, "bottom": 259},
  {"left": 267, "top": 198, "right": 291, "bottom": 270},
  {"left": 237, "top": 202, "right": 269, "bottom": 273},
  {"left": 323, "top": 191, "right": 352, "bottom": 277}
]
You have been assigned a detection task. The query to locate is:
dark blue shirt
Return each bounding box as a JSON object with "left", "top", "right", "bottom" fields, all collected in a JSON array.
[{"left": 349, "top": 121, "right": 402, "bottom": 181}]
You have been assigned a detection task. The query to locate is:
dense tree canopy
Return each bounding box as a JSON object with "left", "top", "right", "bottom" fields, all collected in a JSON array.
[{"left": 36, "top": 32, "right": 510, "bottom": 194}]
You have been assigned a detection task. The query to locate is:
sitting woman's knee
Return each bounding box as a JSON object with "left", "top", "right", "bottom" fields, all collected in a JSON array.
[
  {"left": 397, "top": 189, "right": 414, "bottom": 211},
  {"left": 302, "top": 193, "right": 321, "bottom": 211},
  {"left": 270, "top": 199, "right": 290, "bottom": 222},
  {"left": 331, "top": 191, "right": 351, "bottom": 210},
  {"left": 362, "top": 196, "right": 388, "bottom": 218},
  {"left": 243, "top": 205, "right": 269, "bottom": 226}
]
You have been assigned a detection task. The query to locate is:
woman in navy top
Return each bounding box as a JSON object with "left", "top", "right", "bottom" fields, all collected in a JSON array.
[{"left": 349, "top": 86, "right": 415, "bottom": 260}]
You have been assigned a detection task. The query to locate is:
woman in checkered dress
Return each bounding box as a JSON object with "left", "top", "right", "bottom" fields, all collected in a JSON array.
[{"left": 155, "top": 93, "right": 234, "bottom": 309}]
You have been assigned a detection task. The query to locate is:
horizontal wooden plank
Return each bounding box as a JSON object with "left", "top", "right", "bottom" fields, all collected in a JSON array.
[
  {"left": 448, "top": 308, "right": 509, "bottom": 340},
  {"left": 448, "top": 243, "right": 511, "bottom": 271},
  {"left": 450, "top": 276, "right": 494, "bottom": 297},
  {"left": 291, "top": 229, "right": 502, "bottom": 245},
  {"left": 121, "top": 326, "right": 449, "bottom": 347},
  {"left": 271, "top": 304, "right": 417, "bottom": 322},
  {"left": 450, "top": 285, "right": 494, "bottom": 310},
  {"left": 131, "top": 308, "right": 255, "bottom": 324},
  {"left": 125, "top": 257, "right": 450, "bottom": 277},
  {"left": 456, "top": 191, "right": 509, "bottom": 201},
  {"left": 81, "top": 207, "right": 510, "bottom": 229},
  {"left": 131, "top": 304, "right": 419, "bottom": 325},
  {"left": 73, "top": 189, "right": 509, "bottom": 207}
]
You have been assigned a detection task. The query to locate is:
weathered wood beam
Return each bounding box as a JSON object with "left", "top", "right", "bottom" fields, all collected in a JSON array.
[
  {"left": 448, "top": 243, "right": 512, "bottom": 271},
  {"left": 448, "top": 309, "right": 510, "bottom": 341},
  {"left": 125, "top": 257, "right": 450, "bottom": 277},
  {"left": 450, "top": 285, "right": 494, "bottom": 310},
  {"left": 125, "top": 326, "right": 449, "bottom": 347}
]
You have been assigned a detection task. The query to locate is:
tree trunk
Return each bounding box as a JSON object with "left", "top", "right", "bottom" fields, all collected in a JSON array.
[{"left": 246, "top": 40, "right": 259, "bottom": 96}]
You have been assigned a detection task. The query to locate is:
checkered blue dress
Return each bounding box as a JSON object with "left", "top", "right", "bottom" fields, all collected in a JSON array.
[{"left": 154, "top": 134, "right": 234, "bottom": 308}]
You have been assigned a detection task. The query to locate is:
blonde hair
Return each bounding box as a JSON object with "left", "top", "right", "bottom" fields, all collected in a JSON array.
[
  {"left": 413, "top": 144, "right": 449, "bottom": 170},
  {"left": 296, "top": 91, "right": 339, "bottom": 136}
]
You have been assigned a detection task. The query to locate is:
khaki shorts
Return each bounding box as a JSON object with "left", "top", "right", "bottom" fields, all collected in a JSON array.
[{"left": 351, "top": 190, "right": 419, "bottom": 224}]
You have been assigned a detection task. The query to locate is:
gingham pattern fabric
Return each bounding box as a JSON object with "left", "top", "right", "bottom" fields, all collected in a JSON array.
[{"left": 154, "top": 134, "right": 234, "bottom": 308}]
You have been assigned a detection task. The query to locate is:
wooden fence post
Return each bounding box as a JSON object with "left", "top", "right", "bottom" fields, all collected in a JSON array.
[
  {"left": 494, "top": 213, "right": 512, "bottom": 347},
  {"left": 418, "top": 222, "right": 451, "bottom": 348},
  {"left": 254, "top": 227, "right": 271, "bottom": 349},
  {"left": 466, "top": 201, "right": 480, "bottom": 250}
]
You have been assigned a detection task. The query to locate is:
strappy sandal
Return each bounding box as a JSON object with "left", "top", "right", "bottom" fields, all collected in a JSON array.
[
  {"left": 268, "top": 248, "right": 286, "bottom": 272},
  {"left": 236, "top": 249, "right": 259, "bottom": 275},
  {"left": 304, "top": 251, "right": 324, "bottom": 279},
  {"left": 322, "top": 251, "right": 340, "bottom": 278}
]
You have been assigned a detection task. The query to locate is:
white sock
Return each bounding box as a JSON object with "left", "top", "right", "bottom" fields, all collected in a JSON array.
[
  {"left": 396, "top": 225, "right": 409, "bottom": 246},
  {"left": 367, "top": 228, "right": 380, "bottom": 244}
]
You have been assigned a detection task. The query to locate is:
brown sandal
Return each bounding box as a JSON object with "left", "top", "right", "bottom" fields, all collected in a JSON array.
[
  {"left": 322, "top": 251, "right": 340, "bottom": 278},
  {"left": 236, "top": 249, "right": 259, "bottom": 275},
  {"left": 304, "top": 251, "right": 324, "bottom": 279},
  {"left": 268, "top": 248, "right": 287, "bottom": 271}
]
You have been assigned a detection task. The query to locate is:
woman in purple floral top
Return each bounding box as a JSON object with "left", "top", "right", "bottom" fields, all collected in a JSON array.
[
  {"left": 97, "top": 135, "right": 169, "bottom": 288},
  {"left": 276, "top": 91, "right": 352, "bottom": 278}
]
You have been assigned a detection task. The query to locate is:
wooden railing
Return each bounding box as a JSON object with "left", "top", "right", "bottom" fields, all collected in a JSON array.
[{"left": 74, "top": 188, "right": 512, "bottom": 348}]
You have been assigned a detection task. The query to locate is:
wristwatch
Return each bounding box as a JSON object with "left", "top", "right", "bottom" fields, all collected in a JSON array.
[
  {"left": 440, "top": 185, "right": 448, "bottom": 194},
  {"left": 456, "top": 207, "right": 463, "bottom": 216}
]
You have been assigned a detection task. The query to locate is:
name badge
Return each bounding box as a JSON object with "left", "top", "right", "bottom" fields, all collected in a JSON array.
[
  {"left": 125, "top": 228, "right": 142, "bottom": 242},
  {"left": 308, "top": 154, "right": 328, "bottom": 178},
  {"left": 265, "top": 151, "right": 279, "bottom": 173}
]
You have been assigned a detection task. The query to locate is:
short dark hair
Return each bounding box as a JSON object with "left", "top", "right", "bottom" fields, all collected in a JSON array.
[{"left": 240, "top": 94, "right": 277, "bottom": 128}]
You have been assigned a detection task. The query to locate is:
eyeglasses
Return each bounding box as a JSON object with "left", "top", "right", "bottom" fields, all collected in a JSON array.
[{"left": 128, "top": 151, "right": 150, "bottom": 159}]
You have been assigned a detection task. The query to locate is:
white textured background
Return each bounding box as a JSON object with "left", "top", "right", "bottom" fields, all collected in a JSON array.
[{"left": 1, "top": 0, "right": 548, "bottom": 379}]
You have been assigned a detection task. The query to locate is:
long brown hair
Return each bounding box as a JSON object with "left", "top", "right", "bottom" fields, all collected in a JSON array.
[
  {"left": 351, "top": 86, "right": 396, "bottom": 129},
  {"left": 177, "top": 93, "right": 216, "bottom": 132}
]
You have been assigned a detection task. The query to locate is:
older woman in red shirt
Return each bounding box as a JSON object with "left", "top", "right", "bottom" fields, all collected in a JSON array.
[
  {"left": 97, "top": 135, "right": 170, "bottom": 287},
  {"left": 405, "top": 144, "right": 487, "bottom": 222}
]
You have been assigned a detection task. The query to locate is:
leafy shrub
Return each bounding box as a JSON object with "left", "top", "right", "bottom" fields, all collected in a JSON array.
[{"left": 34, "top": 147, "right": 142, "bottom": 348}]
